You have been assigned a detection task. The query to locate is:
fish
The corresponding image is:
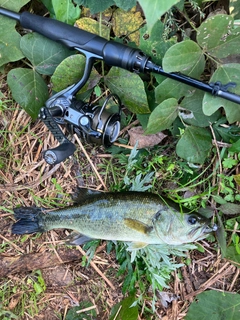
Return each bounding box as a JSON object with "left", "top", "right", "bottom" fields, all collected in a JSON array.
[{"left": 12, "top": 190, "right": 217, "bottom": 249}]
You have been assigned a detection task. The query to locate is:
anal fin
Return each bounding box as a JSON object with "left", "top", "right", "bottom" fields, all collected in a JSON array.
[{"left": 66, "top": 231, "right": 93, "bottom": 246}]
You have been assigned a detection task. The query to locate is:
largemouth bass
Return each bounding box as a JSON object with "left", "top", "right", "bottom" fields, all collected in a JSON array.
[{"left": 12, "top": 191, "right": 217, "bottom": 248}]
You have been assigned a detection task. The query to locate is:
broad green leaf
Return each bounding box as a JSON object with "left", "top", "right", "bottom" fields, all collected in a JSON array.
[
  {"left": 0, "top": 1, "right": 31, "bottom": 66},
  {"left": 155, "top": 78, "right": 193, "bottom": 104},
  {"left": 114, "top": 0, "right": 136, "bottom": 11},
  {"left": 155, "top": 40, "right": 205, "bottom": 103},
  {"left": 197, "top": 14, "right": 240, "bottom": 59},
  {"left": 52, "top": 0, "right": 81, "bottom": 24},
  {"left": 138, "top": 0, "right": 181, "bottom": 33},
  {"left": 145, "top": 98, "right": 178, "bottom": 134},
  {"left": 176, "top": 126, "right": 212, "bottom": 164},
  {"left": 109, "top": 294, "right": 138, "bottom": 320},
  {"left": 180, "top": 90, "right": 220, "bottom": 127},
  {"left": 186, "top": 291, "right": 240, "bottom": 320},
  {"left": 139, "top": 20, "right": 175, "bottom": 65},
  {"left": 230, "top": 0, "right": 240, "bottom": 18},
  {"left": 7, "top": 68, "right": 48, "bottom": 119},
  {"left": 75, "top": 17, "right": 110, "bottom": 39},
  {"left": 226, "top": 245, "right": 240, "bottom": 266},
  {"left": 20, "top": 33, "right": 72, "bottom": 75},
  {"left": 105, "top": 67, "right": 150, "bottom": 114},
  {"left": 0, "top": 18, "right": 24, "bottom": 67},
  {"left": 213, "top": 118, "right": 240, "bottom": 143},
  {"left": 112, "top": 8, "right": 144, "bottom": 45},
  {"left": 230, "top": 139, "right": 240, "bottom": 152},
  {"left": 202, "top": 64, "right": 240, "bottom": 123},
  {"left": 74, "top": 0, "right": 115, "bottom": 14},
  {"left": 0, "top": 0, "right": 30, "bottom": 11},
  {"left": 51, "top": 54, "right": 101, "bottom": 92},
  {"left": 162, "top": 40, "right": 205, "bottom": 77}
]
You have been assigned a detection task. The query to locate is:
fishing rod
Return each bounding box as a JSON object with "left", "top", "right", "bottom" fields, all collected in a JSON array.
[{"left": 1, "top": 7, "right": 240, "bottom": 164}]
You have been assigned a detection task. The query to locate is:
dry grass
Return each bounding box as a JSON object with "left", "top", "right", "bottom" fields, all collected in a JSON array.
[{"left": 0, "top": 74, "right": 239, "bottom": 319}]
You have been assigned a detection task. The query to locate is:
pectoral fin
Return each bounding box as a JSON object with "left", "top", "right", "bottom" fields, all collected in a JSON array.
[
  {"left": 128, "top": 242, "right": 148, "bottom": 250},
  {"left": 124, "top": 218, "right": 153, "bottom": 234},
  {"left": 66, "top": 232, "right": 93, "bottom": 245}
]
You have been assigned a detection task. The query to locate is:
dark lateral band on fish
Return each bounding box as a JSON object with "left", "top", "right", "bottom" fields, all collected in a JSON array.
[{"left": 12, "top": 190, "right": 217, "bottom": 249}]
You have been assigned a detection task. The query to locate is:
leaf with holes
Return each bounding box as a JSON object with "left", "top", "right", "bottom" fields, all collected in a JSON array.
[
  {"left": 139, "top": 20, "right": 175, "bottom": 65},
  {"left": 180, "top": 90, "right": 220, "bottom": 127},
  {"left": 7, "top": 68, "right": 48, "bottom": 119},
  {"left": 176, "top": 126, "right": 212, "bottom": 164},
  {"left": 197, "top": 14, "right": 240, "bottom": 59}
]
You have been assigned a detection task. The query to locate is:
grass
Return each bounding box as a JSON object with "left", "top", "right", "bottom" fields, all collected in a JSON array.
[{"left": 1, "top": 73, "right": 240, "bottom": 319}]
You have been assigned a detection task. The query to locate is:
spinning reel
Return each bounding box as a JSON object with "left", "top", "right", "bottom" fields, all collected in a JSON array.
[{"left": 39, "top": 81, "right": 122, "bottom": 165}]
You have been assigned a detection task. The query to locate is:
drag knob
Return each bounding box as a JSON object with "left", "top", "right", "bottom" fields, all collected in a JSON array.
[{"left": 43, "top": 143, "right": 76, "bottom": 165}]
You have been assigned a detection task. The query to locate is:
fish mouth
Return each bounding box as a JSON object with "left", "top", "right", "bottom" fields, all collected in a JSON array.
[{"left": 189, "top": 223, "right": 218, "bottom": 240}]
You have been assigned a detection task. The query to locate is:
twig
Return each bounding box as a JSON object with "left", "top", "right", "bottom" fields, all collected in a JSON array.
[
  {"left": 74, "top": 135, "right": 108, "bottom": 191},
  {"left": 76, "top": 245, "right": 115, "bottom": 290},
  {"left": 185, "top": 262, "right": 234, "bottom": 299},
  {"left": 0, "top": 234, "right": 25, "bottom": 253}
]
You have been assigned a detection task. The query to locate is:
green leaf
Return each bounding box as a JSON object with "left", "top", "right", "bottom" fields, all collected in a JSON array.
[
  {"left": 51, "top": 54, "right": 101, "bottom": 92},
  {"left": 202, "top": 64, "right": 240, "bottom": 123},
  {"left": 74, "top": 0, "right": 115, "bottom": 14},
  {"left": 176, "top": 126, "right": 212, "bottom": 164},
  {"left": 226, "top": 245, "right": 240, "bottom": 266},
  {"left": 105, "top": 67, "right": 150, "bottom": 114},
  {"left": 186, "top": 291, "right": 240, "bottom": 320},
  {"left": 0, "top": 1, "right": 31, "bottom": 66},
  {"left": 0, "top": 18, "right": 23, "bottom": 67},
  {"left": 155, "top": 40, "right": 205, "bottom": 104},
  {"left": 138, "top": 0, "right": 181, "bottom": 33},
  {"left": 7, "top": 68, "right": 48, "bottom": 119},
  {"left": 52, "top": 0, "right": 81, "bottom": 24},
  {"left": 230, "top": 139, "right": 240, "bottom": 152},
  {"left": 139, "top": 20, "right": 175, "bottom": 65},
  {"left": 180, "top": 90, "right": 220, "bottom": 127},
  {"left": 145, "top": 98, "right": 178, "bottom": 134},
  {"left": 155, "top": 78, "right": 193, "bottom": 104},
  {"left": 20, "top": 33, "right": 72, "bottom": 75},
  {"left": 65, "top": 301, "right": 97, "bottom": 320},
  {"left": 109, "top": 294, "right": 138, "bottom": 320},
  {"left": 197, "top": 14, "right": 240, "bottom": 59},
  {"left": 162, "top": 40, "right": 205, "bottom": 77},
  {"left": 114, "top": 0, "right": 136, "bottom": 11},
  {"left": 215, "top": 212, "right": 227, "bottom": 258},
  {"left": 0, "top": 0, "right": 30, "bottom": 11},
  {"left": 229, "top": 0, "right": 240, "bottom": 18}
]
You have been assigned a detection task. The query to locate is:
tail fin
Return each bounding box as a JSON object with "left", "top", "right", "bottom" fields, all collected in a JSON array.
[{"left": 12, "top": 207, "right": 45, "bottom": 234}]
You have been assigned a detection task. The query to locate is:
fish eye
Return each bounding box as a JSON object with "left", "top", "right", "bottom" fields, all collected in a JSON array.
[{"left": 188, "top": 215, "right": 198, "bottom": 225}]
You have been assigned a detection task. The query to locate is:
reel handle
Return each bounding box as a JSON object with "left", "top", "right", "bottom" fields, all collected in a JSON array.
[{"left": 43, "top": 143, "right": 76, "bottom": 165}]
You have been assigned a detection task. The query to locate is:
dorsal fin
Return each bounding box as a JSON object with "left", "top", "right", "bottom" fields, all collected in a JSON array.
[{"left": 72, "top": 187, "right": 103, "bottom": 204}]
